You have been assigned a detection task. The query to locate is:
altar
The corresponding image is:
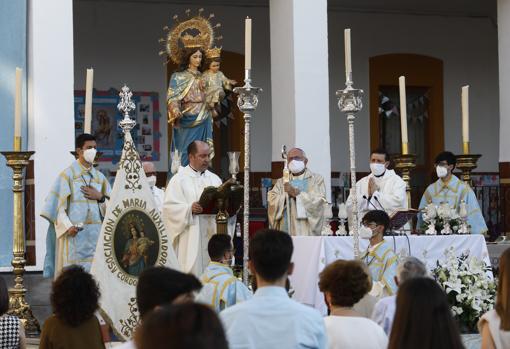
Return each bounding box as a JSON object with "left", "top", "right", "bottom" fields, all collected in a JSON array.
[{"left": 290, "top": 235, "right": 491, "bottom": 315}]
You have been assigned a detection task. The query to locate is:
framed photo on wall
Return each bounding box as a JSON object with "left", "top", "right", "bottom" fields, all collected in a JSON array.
[{"left": 74, "top": 88, "right": 161, "bottom": 165}]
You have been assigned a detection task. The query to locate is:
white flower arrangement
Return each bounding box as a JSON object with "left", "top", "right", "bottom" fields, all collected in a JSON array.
[
  {"left": 432, "top": 247, "right": 496, "bottom": 332},
  {"left": 422, "top": 202, "right": 468, "bottom": 235}
]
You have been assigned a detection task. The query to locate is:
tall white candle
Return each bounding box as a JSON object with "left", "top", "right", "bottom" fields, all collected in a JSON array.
[
  {"left": 14, "top": 68, "right": 22, "bottom": 139},
  {"left": 244, "top": 17, "right": 252, "bottom": 70},
  {"left": 399, "top": 76, "right": 409, "bottom": 149},
  {"left": 461, "top": 85, "right": 469, "bottom": 144},
  {"left": 84, "top": 68, "right": 94, "bottom": 134},
  {"left": 344, "top": 28, "right": 352, "bottom": 78}
]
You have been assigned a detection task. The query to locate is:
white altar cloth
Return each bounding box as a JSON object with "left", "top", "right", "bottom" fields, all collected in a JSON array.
[{"left": 290, "top": 235, "right": 491, "bottom": 314}]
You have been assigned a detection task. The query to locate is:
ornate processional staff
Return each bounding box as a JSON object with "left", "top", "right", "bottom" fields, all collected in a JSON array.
[
  {"left": 234, "top": 17, "right": 262, "bottom": 285},
  {"left": 281, "top": 145, "right": 292, "bottom": 234},
  {"left": 337, "top": 29, "right": 363, "bottom": 259}
]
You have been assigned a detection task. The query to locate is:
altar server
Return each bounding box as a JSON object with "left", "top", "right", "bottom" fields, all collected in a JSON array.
[
  {"left": 347, "top": 148, "right": 407, "bottom": 224},
  {"left": 418, "top": 151, "right": 487, "bottom": 234},
  {"left": 268, "top": 148, "right": 327, "bottom": 236},
  {"left": 41, "top": 134, "right": 111, "bottom": 278},
  {"left": 360, "top": 210, "right": 398, "bottom": 298},
  {"left": 197, "top": 234, "right": 252, "bottom": 312},
  {"left": 163, "top": 141, "right": 224, "bottom": 275}
]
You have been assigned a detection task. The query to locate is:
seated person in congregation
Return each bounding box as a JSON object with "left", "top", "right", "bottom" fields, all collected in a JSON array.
[
  {"left": 418, "top": 151, "right": 487, "bottom": 234},
  {"left": 319, "top": 259, "right": 388, "bottom": 349},
  {"left": 268, "top": 147, "right": 327, "bottom": 236},
  {"left": 117, "top": 266, "right": 202, "bottom": 349},
  {"left": 220, "top": 229, "right": 327, "bottom": 349},
  {"left": 359, "top": 210, "right": 398, "bottom": 298},
  {"left": 371, "top": 256, "right": 427, "bottom": 335},
  {"left": 197, "top": 234, "right": 252, "bottom": 312}
]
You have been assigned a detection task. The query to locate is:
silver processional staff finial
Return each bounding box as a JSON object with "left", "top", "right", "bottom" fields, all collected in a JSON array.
[{"left": 117, "top": 85, "right": 136, "bottom": 132}]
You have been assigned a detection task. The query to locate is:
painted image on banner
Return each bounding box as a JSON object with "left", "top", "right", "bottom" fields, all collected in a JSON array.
[{"left": 113, "top": 211, "right": 159, "bottom": 277}]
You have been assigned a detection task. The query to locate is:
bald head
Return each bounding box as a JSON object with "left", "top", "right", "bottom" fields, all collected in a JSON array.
[
  {"left": 288, "top": 148, "right": 307, "bottom": 163},
  {"left": 142, "top": 162, "right": 156, "bottom": 174},
  {"left": 187, "top": 141, "right": 210, "bottom": 172}
]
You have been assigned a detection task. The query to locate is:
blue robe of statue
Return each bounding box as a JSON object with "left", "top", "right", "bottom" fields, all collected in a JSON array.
[
  {"left": 167, "top": 69, "right": 214, "bottom": 169},
  {"left": 362, "top": 239, "right": 398, "bottom": 296},
  {"left": 41, "top": 161, "right": 111, "bottom": 278},
  {"left": 197, "top": 262, "right": 252, "bottom": 312},
  {"left": 418, "top": 175, "right": 488, "bottom": 235}
]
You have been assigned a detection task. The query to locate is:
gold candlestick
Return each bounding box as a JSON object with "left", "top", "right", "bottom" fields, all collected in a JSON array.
[
  {"left": 455, "top": 153, "right": 481, "bottom": 186},
  {"left": 0, "top": 151, "right": 40, "bottom": 336},
  {"left": 393, "top": 153, "right": 416, "bottom": 209}
]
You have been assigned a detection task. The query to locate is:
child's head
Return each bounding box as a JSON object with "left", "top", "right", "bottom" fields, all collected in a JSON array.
[{"left": 206, "top": 58, "right": 221, "bottom": 72}]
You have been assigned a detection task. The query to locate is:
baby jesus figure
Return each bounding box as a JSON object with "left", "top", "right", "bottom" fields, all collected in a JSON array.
[{"left": 203, "top": 47, "right": 237, "bottom": 118}]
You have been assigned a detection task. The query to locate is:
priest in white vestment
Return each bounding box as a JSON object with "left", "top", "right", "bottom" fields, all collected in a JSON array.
[
  {"left": 143, "top": 161, "right": 165, "bottom": 213},
  {"left": 346, "top": 148, "right": 407, "bottom": 228},
  {"left": 268, "top": 148, "right": 326, "bottom": 236},
  {"left": 163, "top": 140, "right": 224, "bottom": 275}
]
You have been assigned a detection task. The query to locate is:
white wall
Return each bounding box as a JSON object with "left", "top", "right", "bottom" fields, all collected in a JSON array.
[
  {"left": 28, "top": 0, "right": 75, "bottom": 270},
  {"left": 498, "top": 0, "right": 510, "bottom": 163},
  {"left": 328, "top": 11, "right": 499, "bottom": 172},
  {"left": 74, "top": 1, "right": 500, "bottom": 173},
  {"left": 73, "top": 1, "right": 272, "bottom": 171}
]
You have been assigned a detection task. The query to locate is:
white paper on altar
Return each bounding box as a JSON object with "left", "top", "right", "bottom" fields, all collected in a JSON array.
[
  {"left": 90, "top": 131, "right": 179, "bottom": 340},
  {"left": 290, "top": 235, "right": 491, "bottom": 315}
]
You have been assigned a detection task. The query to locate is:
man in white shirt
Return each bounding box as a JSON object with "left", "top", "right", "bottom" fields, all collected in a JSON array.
[
  {"left": 346, "top": 148, "right": 406, "bottom": 226},
  {"left": 142, "top": 161, "right": 164, "bottom": 213},
  {"left": 162, "top": 140, "right": 224, "bottom": 275},
  {"left": 116, "top": 266, "right": 202, "bottom": 349},
  {"left": 220, "top": 229, "right": 327, "bottom": 349},
  {"left": 371, "top": 256, "right": 427, "bottom": 335}
]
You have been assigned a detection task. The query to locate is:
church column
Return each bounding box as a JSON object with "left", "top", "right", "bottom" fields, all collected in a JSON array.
[
  {"left": 269, "top": 0, "right": 331, "bottom": 201},
  {"left": 498, "top": 0, "right": 510, "bottom": 237},
  {"left": 28, "top": 0, "right": 75, "bottom": 270}
]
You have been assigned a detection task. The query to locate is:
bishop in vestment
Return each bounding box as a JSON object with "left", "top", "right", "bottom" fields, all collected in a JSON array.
[
  {"left": 41, "top": 134, "right": 110, "bottom": 278},
  {"left": 163, "top": 141, "right": 226, "bottom": 275},
  {"left": 268, "top": 148, "right": 327, "bottom": 236},
  {"left": 418, "top": 151, "right": 488, "bottom": 234}
]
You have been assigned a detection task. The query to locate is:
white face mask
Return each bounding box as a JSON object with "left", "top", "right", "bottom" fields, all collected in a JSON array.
[
  {"left": 83, "top": 148, "right": 97, "bottom": 164},
  {"left": 436, "top": 165, "right": 448, "bottom": 178},
  {"left": 288, "top": 160, "right": 305, "bottom": 174},
  {"left": 147, "top": 175, "right": 157, "bottom": 188},
  {"left": 359, "top": 225, "right": 375, "bottom": 239},
  {"left": 370, "top": 163, "right": 386, "bottom": 177}
]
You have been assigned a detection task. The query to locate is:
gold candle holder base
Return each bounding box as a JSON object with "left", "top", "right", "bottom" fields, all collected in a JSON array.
[
  {"left": 1, "top": 151, "right": 40, "bottom": 336},
  {"left": 455, "top": 153, "right": 481, "bottom": 186},
  {"left": 393, "top": 153, "right": 417, "bottom": 209}
]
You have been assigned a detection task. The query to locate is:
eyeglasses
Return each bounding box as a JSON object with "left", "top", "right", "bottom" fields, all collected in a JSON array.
[{"left": 145, "top": 172, "right": 157, "bottom": 177}]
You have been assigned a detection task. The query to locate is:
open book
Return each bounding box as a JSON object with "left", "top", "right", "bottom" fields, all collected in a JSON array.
[{"left": 198, "top": 178, "right": 243, "bottom": 216}]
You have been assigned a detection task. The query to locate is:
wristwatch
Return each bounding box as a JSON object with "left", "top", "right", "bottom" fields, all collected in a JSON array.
[{"left": 97, "top": 195, "right": 110, "bottom": 203}]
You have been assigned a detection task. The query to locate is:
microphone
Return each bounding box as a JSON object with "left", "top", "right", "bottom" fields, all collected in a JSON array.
[
  {"left": 362, "top": 195, "right": 379, "bottom": 211},
  {"left": 373, "top": 196, "right": 386, "bottom": 213}
]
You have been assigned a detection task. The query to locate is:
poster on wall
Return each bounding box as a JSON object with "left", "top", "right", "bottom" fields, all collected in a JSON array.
[{"left": 74, "top": 88, "right": 161, "bottom": 165}]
